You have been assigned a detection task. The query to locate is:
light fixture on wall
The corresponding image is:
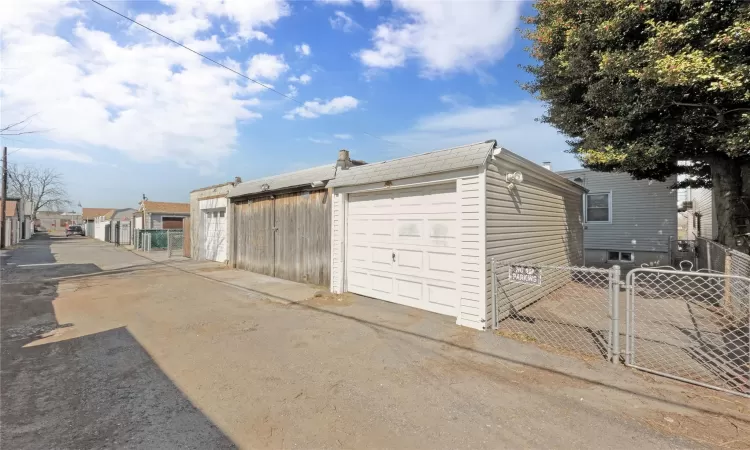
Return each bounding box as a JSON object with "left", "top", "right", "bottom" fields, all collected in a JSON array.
[{"left": 505, "top": 171, "right": 524, "bottom": 190}]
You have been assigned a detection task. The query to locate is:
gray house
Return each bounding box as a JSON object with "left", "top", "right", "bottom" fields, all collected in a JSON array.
[{"left": 557, "top": 169, "right": 677, "bottom": 267}]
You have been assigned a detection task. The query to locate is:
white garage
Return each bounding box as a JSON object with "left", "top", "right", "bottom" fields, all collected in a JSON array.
[
  {"left": 190, "top": 182, "right": 235, "bottom": 263},
  {"left": 329, "top": 140, "right": 587, "bottom": 330}
]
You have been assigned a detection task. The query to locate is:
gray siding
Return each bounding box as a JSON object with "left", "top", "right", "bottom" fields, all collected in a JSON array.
[
  {"left": 692, "top": 188, "right": 716, "bottom": 239},
  {"left": 486, "top": 156, "right": 585, "bottom": 320},
  {"left": 559, "top": 170, "right": 677, "bottom": 254}
]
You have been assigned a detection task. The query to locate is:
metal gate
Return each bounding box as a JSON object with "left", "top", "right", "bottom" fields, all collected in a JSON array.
[{"left": 625, "top": 268, "right": 750, "bottom": 398}]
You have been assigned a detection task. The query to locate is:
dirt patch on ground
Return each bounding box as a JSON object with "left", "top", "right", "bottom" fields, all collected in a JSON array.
[
  {"left": 301, "top": 291, "right": 355, "bottom": 307},
  {"left": 195, "top": 266, "right": 231, "bottom": 273}
]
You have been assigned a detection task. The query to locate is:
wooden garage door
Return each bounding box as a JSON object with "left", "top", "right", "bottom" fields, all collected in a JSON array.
[{"left": 346, "top": 183, "right": 460, "bottom": 317}]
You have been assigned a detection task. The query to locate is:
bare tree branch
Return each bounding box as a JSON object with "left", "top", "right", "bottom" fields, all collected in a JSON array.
[
  {"left": 0, "top": 113, "right": 48, "bottom": 136},
  {"left": 7, "top": 164, "right": 70, "bottom": 219}
]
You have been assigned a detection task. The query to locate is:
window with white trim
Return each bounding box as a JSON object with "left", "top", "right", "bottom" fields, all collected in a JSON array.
[
  {"left": 608, "top": 251, "right": 634, "bottom": 262},
  {"left": 585, "top": 192, "right": 611, "bottom": 223}
]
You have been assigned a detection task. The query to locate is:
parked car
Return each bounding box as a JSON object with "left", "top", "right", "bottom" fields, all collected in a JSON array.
[{"left": 66, "top": 225, "right": 84, "bottom": 237}]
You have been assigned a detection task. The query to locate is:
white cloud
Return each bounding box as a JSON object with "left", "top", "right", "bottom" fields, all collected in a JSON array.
[
  {"left": 334, "top": 134, "right": 352, "bottom": 139},
  {"left": 287, "top": 84, "right": 298, "bottom": 98},
  {"left": 247, "top": 53, "right": 289, "bottom": 80},
  {"left": 309, "top": 137, "right": 332, "bottom": 144},
  {"left": 358, "top": 0, "right": 521, "bottom": 75},
  {"left": 14, "top": 148, "right": 94, "bottom": 164},
  {"left": 0, "top": 0, "right": 271, "bottom": 169},
  {"left": 294, "top": 43, "right": 311, "bottom": 56},
  {"left": 316, "top": 0, "right": 380, "bottom": 8},
  {"left": 284, "top": 96, "right": 359, "bottom": 119},
  {"left": 329, "top": 11, "right": 360, "bottom": 32},
  {"left": 134, "top": 0, "right": 290, "bottom": 43},
  {"left": 288, "top": 74, "right": 312, "bottom": 85},
  {"left": 384, "top": 101, "right": 577, "bottom": 168}
]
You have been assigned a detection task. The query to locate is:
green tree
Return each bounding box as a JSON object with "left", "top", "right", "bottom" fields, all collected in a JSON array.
[{"left": 522, "top": 0, "right": 750, "bottom": 247}]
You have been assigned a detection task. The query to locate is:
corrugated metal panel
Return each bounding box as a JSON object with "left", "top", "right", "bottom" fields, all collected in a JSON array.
[
  {"left": 328, "top": 141, "right": 495, "bottom": 188},
  {"left": 486, "top": 158, "right": 585, "bottom": 319},
  {"left": 229, "top": 165, "right": 336, "bottom": 198},
  {"left": 692, "top": 188, "right": 715, "bottom": 239},
  {"left": 557, "top": 169, "right": 677, "bottom": 253}
]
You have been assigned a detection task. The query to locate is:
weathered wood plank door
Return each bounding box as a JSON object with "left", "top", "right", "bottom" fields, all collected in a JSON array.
[
  {"left": 233, "top": 198, "right": 274, "bottom": 276},
  {"left": 274, "top": 190, "right": 331, "bottom": 285},
  {"left": 232, "top": 190, "right": 331, "bottom": 285}
]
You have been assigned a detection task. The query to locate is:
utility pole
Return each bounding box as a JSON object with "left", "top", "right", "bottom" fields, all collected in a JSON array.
[{"left": 1, "top": 146, "right": 7, "bottom": 249}]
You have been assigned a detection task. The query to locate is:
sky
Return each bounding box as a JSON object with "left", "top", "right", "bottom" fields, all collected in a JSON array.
[{"left": 0, "top": 0, "right": 581, "bottom": 210}]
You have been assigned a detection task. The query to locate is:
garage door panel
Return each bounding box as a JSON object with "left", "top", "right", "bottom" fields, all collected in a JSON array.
[
  {"left": 426, "top": 251, "right": 456, "bottom": 274},
  {"left": 371, "top": 247, "right": 394, "bottom": 267},
  {"left": 346, "top": 183, "right": 459, "bottom": 318},
  {"left": 427, "top": 284, "right": 458, "bottom": 309},
  {"left": 396, "top": 249, "right": 422, "bottom": 270},
  {"left": 394, "top": 278, "right": 422, "bottom": 301}
]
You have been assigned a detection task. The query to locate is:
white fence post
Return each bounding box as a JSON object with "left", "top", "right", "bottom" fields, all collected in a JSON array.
[{"left": 611, "top": 265, "right": 621, "bottom": 364}]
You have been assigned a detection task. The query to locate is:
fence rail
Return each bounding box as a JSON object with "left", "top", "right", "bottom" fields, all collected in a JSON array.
[{"left": 491, "top": 258, "right": 750, "bottom": 398}]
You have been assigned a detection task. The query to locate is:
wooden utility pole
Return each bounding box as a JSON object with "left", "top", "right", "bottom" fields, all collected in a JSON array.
[{"left": 1, "top": 146, "right": 7, "bottom": 249}]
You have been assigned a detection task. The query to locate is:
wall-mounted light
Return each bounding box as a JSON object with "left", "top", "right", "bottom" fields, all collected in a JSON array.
[{"left": 505, "top": 172, "right": 523, "bottom": 190}]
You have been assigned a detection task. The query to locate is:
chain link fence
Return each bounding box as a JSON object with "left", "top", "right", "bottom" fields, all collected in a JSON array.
[
  {"left": 491, "top": 259, "right": 749, "bottom": 398},
  {"left": 492, "top": 261, "right": 619, "bottom": 362},
  {"left": 626, "top": 268, "right": 750, "bottom": 398},
  {"left": 167, "top": 231, "right": 184, "bottom": 258}
]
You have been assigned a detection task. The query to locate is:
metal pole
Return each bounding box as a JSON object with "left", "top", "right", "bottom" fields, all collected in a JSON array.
[
  {"left": 611, "top": 265, "right": 621, "bottom": 364},
  {"left": 1, "top": 147, "right": 7, "bottom": 249},
  {"left": 167, "top": 229, "right": 172, "bottom": 257},
  {"left": 491, "top": 258, "right": 498, "bottom": 330},
  {"left": 707, "top": 240, "right": 712, "bottom": 272}
]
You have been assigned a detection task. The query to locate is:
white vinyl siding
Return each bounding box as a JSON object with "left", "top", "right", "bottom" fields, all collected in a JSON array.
[{"left": 486, "top": 156, "right": 585, "bottom": 321}]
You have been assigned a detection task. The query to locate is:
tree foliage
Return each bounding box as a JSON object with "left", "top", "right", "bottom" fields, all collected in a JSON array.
[
  {"left": 523, "top": 0, "right": 749, "bottom": 183},
  {"left": 522, "top": 0, "right": 750, "bottom": 245}
]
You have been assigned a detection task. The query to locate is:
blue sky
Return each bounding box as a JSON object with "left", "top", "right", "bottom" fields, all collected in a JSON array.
[{"left": 1, "top": 0, "right": 580, "bottom": 210}]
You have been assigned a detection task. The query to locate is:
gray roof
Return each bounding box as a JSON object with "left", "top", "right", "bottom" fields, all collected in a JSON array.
[
  {"left": 229, "top": 164, "right": 337, "bottom": 198},
  {"left": 328, "top": 140, "right": 496, "bottom": 188}
]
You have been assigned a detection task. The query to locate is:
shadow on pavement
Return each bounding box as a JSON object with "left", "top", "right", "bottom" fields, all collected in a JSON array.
[{"left": 0, "top": 234, "right": 236, "bottom": 449}]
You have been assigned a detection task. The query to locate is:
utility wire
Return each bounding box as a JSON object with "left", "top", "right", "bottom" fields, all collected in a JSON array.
[
  {"left": 90, "top": 0, "right": 303, "bottom": 106},
  {"left": 89, "top": 0, "right": 406, "bottom": 148}
]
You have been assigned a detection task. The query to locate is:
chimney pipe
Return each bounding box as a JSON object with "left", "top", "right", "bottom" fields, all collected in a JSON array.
[
  {"left": 234, "top": 176, "right": 242, "bottom": 184},
  {"left": 542, "top": 161, "right": 552, "bottom": 171},
  {"left": 337, "top": 149, "right": 352, "bottom": 170}
]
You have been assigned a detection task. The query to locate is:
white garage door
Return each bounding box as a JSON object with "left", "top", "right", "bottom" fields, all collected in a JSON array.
[
  {"left": 203, "top": 209, "right": 227, "bottom": 262},
  {"left": 346, "top": 183, "right": 459, "bottom": 317}
]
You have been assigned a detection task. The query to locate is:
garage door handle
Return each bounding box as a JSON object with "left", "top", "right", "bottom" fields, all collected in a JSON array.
[{"left": 392, "top": 251, "right": 395, "bottom": 262}]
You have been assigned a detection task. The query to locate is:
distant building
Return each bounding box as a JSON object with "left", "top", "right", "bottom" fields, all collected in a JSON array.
[{"left": 35, "top": 210, "right": 82, "bottom": 232}]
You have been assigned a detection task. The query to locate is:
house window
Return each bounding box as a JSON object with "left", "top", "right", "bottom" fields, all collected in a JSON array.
[
  {"left": 219, "top": 210, "right": 225, "bottom": 218},
  {"left": 608, "top": 251, "right": 634, "bottom": 263},
  {"left": 585, "top": 192, "right": 611, "bottom": 223}
]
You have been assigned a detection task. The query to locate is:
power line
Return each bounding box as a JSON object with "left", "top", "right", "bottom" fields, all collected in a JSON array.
[
  {"left": 89, "top": 0, "right": 406, "bottom": 149},
  {"left": 90, "top": 0, "right": 303, "bottom": 106}
]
